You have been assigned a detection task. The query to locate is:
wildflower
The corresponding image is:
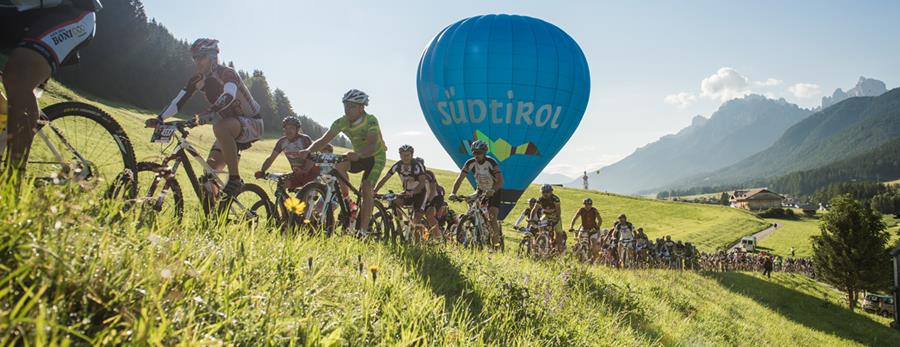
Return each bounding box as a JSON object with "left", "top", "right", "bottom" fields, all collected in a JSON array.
[
  {"left": 370, "top": 265, "right": 379, "bottom": 282},
  {"left": 160, "top": 268, "right": 173, "bottom": 279},
  {"left": 283, "top": 197, "right": 306, "bottom": 215}
]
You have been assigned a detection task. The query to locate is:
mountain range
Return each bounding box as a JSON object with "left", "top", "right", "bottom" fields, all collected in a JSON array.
[
  {"left": 571, "top": 95, "right": 811, "bottom": 193},
  {"left": 572, "top": 76, "right": 891, "bottom": 195}
]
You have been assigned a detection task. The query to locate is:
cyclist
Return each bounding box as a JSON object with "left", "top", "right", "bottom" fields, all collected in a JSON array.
[
  {"left": 450, "top": 140, "right": 504, "bottom": 248},
  {"left": 146, "top": 38, "right": 263, "bottom": 197},
  {"left": 374, "top": 145, "right": 428, "bottom": 210},
  {"left": 531, "top": 184, "right": 564, "bottom": 254},
  {"left": 298, "top": 89, "right": 386, "bottom": 237},
  {"left": 571, "top": 197, "right": 602, "bottom": 260},
  {"left": 1, "top": 0, "right": 102, "bottom": 179},
  {"left": 570, "top": 197, "right": 602, "bottom": 237},
  {"left": 613, "top": 213, "right": 635, "bottom": 267},
  {"left": 421, "top": 161, "right": 448, "bottom": 240},
  {"left": 513, "top": 198, "right": 539, "bottom": 229},
  {"left": 255, "top": 116, "right": 318, "bottom": 189}
]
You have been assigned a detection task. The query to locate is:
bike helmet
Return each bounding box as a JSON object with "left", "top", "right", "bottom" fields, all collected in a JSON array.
[
  {"left": 342, "top": 89, "right": 369, "bottom": 105},
  {"left": 190, "top": 38, "right": 219, "bottom": 57},
  {"left": 528, "top": 198, "right": 537, "bottom": 205},
  {"left": 541, "top": 184, "right": 553, "bottom": 193},
  {"left": 470, "top": 140, "right": 488, "bottom": 153},
  {"left": 583, "top": 197, "right": 593, "bottom": 204},
  {"left": 282, "top": 116, "right": 301, "bottom": 128},
  {"left": 618, "top": 213, "right": 627, "bottom": 219},
  {"left": 399, "top": 144, "right": 414, "bottom": 153}
]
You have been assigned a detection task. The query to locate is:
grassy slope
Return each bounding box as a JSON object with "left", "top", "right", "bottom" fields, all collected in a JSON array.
[
  {"left": 758, "top": 215, "right": 900, "bottom": 257},
  {"left": 4, "top": 82, "right": 898, "bottom": 345}
]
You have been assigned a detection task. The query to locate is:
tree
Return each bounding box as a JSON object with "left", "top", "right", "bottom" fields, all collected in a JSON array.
[
  {"left": 273, "top": 89, "right": 297, "bottom": 118},
  {"left": 246, "top": 70, "right": 278, "bottom": 131},
  {"left": 811, "top": 195, "right": 891, "bottom": 311}
]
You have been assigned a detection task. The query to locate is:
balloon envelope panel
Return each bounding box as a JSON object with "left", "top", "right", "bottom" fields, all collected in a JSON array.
[{"left": 417, "top": 14, "right": 590, "bottom": 219}]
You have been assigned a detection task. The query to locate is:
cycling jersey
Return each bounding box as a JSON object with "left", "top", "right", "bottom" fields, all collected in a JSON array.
[
  {"left": 275, "top": 134, "right": 313, "bottom": 169},
  {"left": 1, "top": 4, "right": 96, "bottom": 73},
  {"left": 537, "top": 194, "right": 561, "bottom": 222},
  {"left": 388, "top": 158, "right": 426, "bottom": 192},
  {"left": 160, "top": 64, "right": 260, "bottom": 120},
  {"left": 330, "top": 114, "right": 387, "bottom": 156},
  {"left": 615, "top": 221, "right": 635, "bottom": 241},
  {"left": 577, "top": 206, "right": 600, "bottom": 230},
  {"left": 461, "top": 156, "right": 500, "bottom": 192}
]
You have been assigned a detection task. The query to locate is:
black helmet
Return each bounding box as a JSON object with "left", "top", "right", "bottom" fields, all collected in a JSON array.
[
  {"left": 399, "top": 144, "right": 414, "bottom": 153},
  {"left": 528, "top": 198, "right": 537, "bottom": 204},
  {"left": 618, "top": 213, "right": 627, "bottom": 219},
  {"left": 583, "top": 197, "right": 593, "bottom": 204},
  {"left": 282, "top": 116, "right": 301, "bottom": 128},
  {"left": 541, "top": 184, "right": 553, "bottom": 193}
]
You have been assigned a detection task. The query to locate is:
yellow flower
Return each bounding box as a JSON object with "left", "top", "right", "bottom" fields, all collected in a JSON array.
[
  {"left": 369, "top": 265, "right": 379, "bottom": 273},
  {"left": 283, "top": 197, "right": 307, "bottom": 215}
]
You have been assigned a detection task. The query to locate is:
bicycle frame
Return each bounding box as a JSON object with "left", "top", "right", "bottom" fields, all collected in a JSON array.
[{"left": 150, "top": 125, "right": 252, "bottom": 214}]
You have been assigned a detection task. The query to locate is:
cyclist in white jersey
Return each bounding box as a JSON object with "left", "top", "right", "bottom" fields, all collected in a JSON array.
[{"left": 450, "top": 140, "right": 504, "bottom": 246}]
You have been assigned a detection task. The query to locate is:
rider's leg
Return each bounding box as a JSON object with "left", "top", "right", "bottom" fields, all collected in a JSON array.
[
  {"left": 211, "top": 117, "right": 242, "bottom": 178},
  {"left": 334, "top": 161, "right": 352, "bottom": 199},
  {"left": 425, "top": 207, "right": 441, "bottom": 240},
  {"left": 358, "top": 178, "right": 374, "bottom": 232},
  {"left": 488, "top": 207, "right": 502, "bottom": 248},
  {"left": 3, "top": 48, "right": 51, "bottom": 177},
  {"left": 205, "top": 147, "right": 227, "bottom": 196}
]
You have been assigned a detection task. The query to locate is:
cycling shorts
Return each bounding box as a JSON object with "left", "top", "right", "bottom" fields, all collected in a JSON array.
[
  {"left": 1, "top": 6, "right": 96, "bottom": 74},
  {"left": 349, "top": 151, "right": 386, "bottom": 185},
  {"left": 210, "top": 115, "right": 264, "bottom": 153}
]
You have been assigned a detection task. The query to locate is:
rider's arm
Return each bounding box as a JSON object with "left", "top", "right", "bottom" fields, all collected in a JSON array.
[
  {"left": 159, "top": 75, "right": 200, "bottom": 120},
  {"left": 259, "top": 146, "right": 283, "bottom": 173},
  {"left": 493, "top": 170, "right": 504, "bottom": 191},
  {"left": 514, "top": 208, "right": 528, "bottom": 227},
  {"left": 451, "top": 161, "right": 472, "bottom": 195},
  {"left": 595, "top": 212, "right": 602, "bottom": 228},
  {"left": 357, "top": 129, "right": 381, "bottom": 158},
  {"left": 570, "top": 209, "right": 582, "bottom": 230},
  {"left": 419, "top": 175, "right": 431, "bottom": 211},
  {"left": 373, "top": 170, "right": 393, "bottom": 194},
  {"left": 205, "top": 81, "right": 237, "bottom": 115},
  {"left": 307, "top": 127, "right": 340, "bottom": 153}
]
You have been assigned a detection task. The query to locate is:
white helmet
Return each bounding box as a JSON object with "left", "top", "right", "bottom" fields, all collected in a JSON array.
[{"left": 342, "top": 89, "right": 369, "bottom": 106}]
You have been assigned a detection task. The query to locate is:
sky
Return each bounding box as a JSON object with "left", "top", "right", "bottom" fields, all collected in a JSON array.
[{"left": 142, "top": 0, "right": 900, "bottom": 178}]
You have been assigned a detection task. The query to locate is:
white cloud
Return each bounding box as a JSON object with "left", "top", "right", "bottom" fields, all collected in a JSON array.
[
  {"left": 396, "top": 130, "right": 425, "bottom": 137},
  {"left": 754, "top": 78, "right": 783, "bottom": 87},
  {"left": 700, "top": 67, "right": 752, "bottom": 102},
  {"left": 788, "top": 83, "right": 822, "bottom": 98},
  {"left": 663, "top": 92, "right": 697, "bottom": 109}
]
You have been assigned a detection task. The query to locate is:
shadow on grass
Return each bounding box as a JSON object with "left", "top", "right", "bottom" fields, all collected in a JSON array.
[
  {"left": 567, "top": 268, "right": 667, "bottom": 344},
  {"left": 388, "top": 245, "right": 484, "bottom": 319},
  {"left": 705, "top": 272, "right": 900, "bottom": 346}
]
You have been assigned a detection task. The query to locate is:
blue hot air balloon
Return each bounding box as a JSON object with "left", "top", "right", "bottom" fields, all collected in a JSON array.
[{"left": 417, "top": 14, "right": 590, "bottom": 219}]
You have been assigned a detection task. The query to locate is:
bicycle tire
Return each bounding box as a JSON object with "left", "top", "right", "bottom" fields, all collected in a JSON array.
[
  {"left": 297, "top": 182, "right": 335, "bottom": 235},
  {"left": 134, "top": 161, "right": 184, "bottom": 224},
  {"left": 535, "top": 233, "right": 551, "bottom": 259},
  {"left": 24, "top": 101, "right": 137, "bottom": 199},
  {"left": 222, "top": 183, "right": 275, "bottom": 226}
]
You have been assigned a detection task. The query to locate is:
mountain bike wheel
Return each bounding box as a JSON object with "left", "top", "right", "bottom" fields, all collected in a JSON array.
[
  {"left": 369, "top": 201, "right": 392, "bottom": 241},
  {"left": 517, "top": 235, "right": 532, "bottom": 258},
  {"left": 219, "top": 183, "right": 274, "bottom": 226},
  {"left": 297, "top": 182, "right": 335, "bottom": 235},
  {"left": 535, "top": 233, "right": 551, "bottom": 259},
  {"left": 20, "top": 102, "right": 136, "bottom": 198},
  {"left": 456, "top": 215, "right": 478, "bottom": 249},
  {"left": 134, "top": 161, "right": 184, "bottom": 225}
]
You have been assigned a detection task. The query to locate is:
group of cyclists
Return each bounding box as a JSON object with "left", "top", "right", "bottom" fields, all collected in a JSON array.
[{"left": 3, "top": 2, "right": 811, "bottom": 277}]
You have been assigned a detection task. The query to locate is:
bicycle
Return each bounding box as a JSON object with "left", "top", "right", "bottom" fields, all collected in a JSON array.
[
  {"left": 0, "top": 74, "right": 137, "bottom": 199},
  {"left": 376, "top": 191, "right": 429, "bottom": 243},
  {"left": 570, "top": 228, "right": 596, "bottom": 263},
  {"left": 294, "top": 152, "right": 391, "bottom": 239},
  {"left": 619, "top": 238, "right": 637, "bottom": 269},
  {"left": 134, "top": 119, "right": 274, "bottom": 224},
  {"left": 448, "top": 191, "right": 502, "bottom": 251},
  {"left": 513, "top": 219, "right": 553, "bottom": 259}
]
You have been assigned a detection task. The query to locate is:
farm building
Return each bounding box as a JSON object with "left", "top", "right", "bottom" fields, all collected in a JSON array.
[{"left": 729, "top": 188, "right": 785, "bottom": 210}]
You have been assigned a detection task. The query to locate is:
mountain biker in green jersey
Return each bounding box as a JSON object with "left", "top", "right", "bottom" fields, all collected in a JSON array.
[{"left": 298, "top": 89, "right": 386, "bottom": 237}]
